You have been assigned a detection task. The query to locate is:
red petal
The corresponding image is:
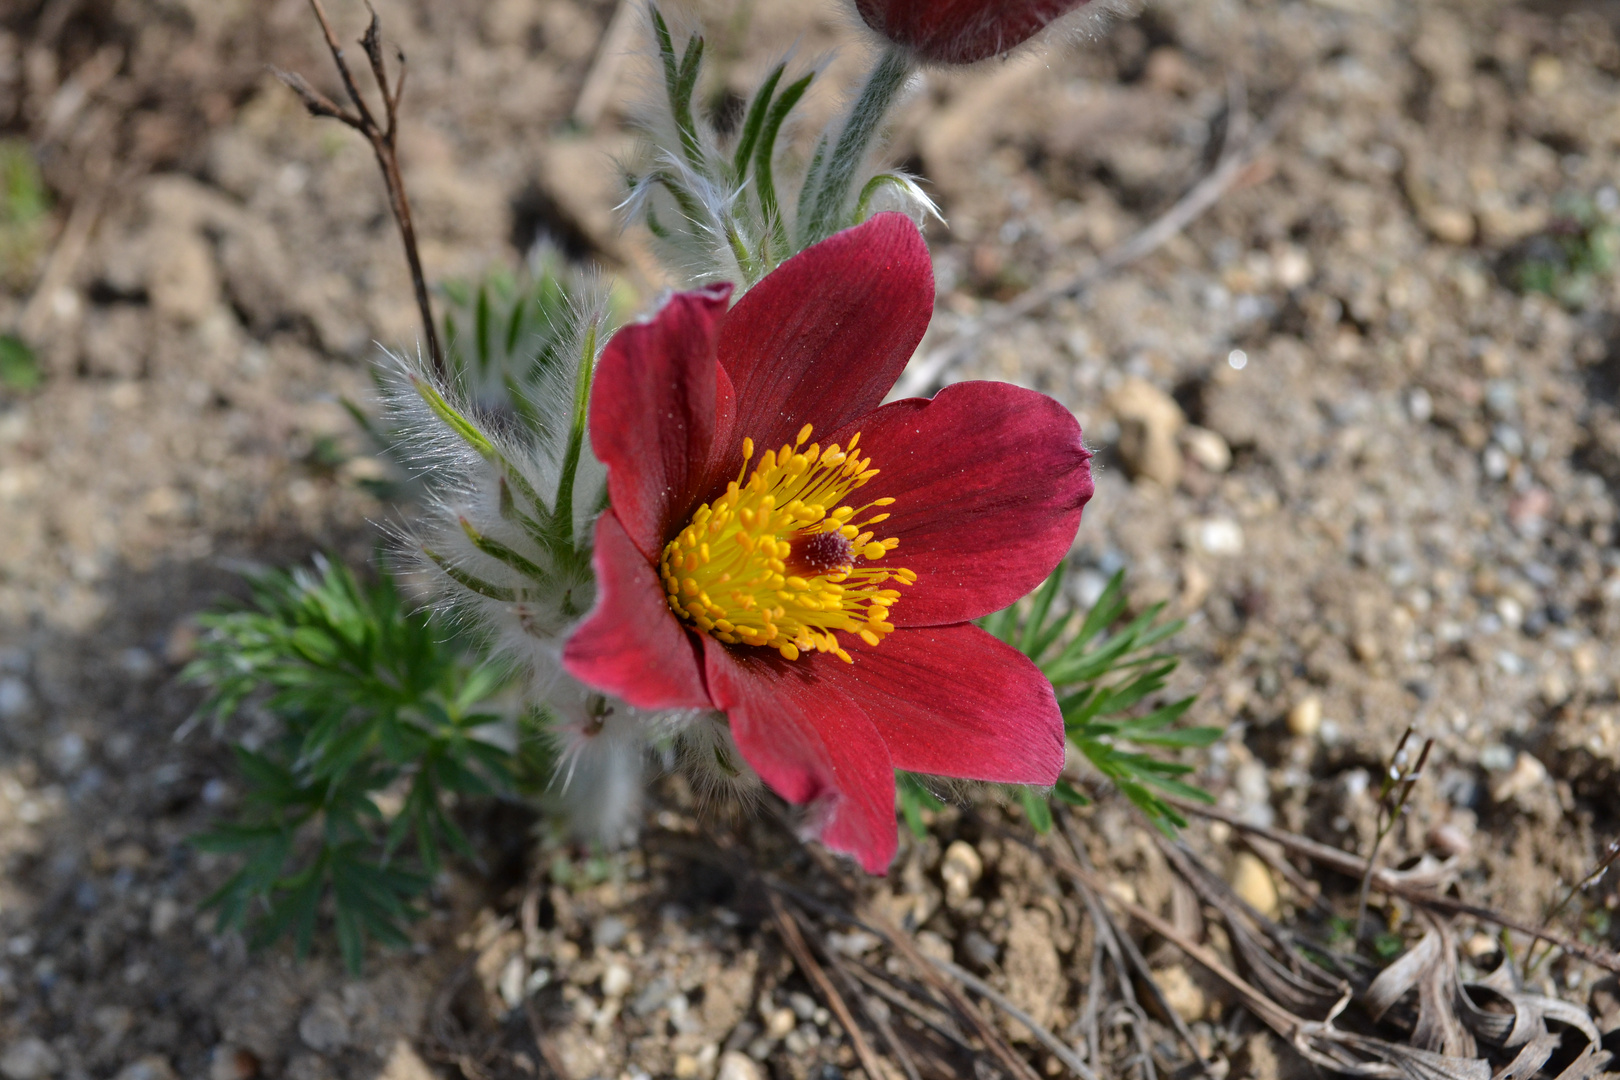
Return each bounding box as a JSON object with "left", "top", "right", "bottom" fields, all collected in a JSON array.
[
  {"left": 855, "top": 0, "right": 1090, "bottom": 64},
  {"left": 705, "top": 643, "right": 899, "bottom": 873},
  {"left": 562, "top": 512, "right": 712, "bottom": 710},
  {"left": 810, "top": 624, "right": 1065, "bottom": 784},
  {"left": 590, "top": 284, "right": 735, "bottom": 561},
  {"left": 838, "top": 380, "right": 1093, "bottom": 627},
  {"left": 715, "top": 214, "right": 932, "bottom": 467}
]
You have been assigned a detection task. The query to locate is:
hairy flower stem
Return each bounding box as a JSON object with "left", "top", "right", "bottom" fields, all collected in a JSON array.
[{"left": 804, "top": 48, "right": 912, "bottom": 245}]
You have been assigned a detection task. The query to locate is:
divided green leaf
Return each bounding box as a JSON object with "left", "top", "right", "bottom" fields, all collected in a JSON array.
[{"left": 183, "top": 559, "right": 526, "bottom": 972}]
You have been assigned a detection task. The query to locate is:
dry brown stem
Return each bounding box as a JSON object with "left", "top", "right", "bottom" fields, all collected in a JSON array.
[
  {"left": 1167, "top": 797, "right": 1620, "bottom": 975},
  {"left": 276, "top": 0, "right": 444, "bottom": 379},
  {"left": 768, "top": 891, "right": 888, "bottom": 1080},
  {"left": 861, "top": 906, "right": 1046, "bottom": 1080},
  {"left": 894, "top": 73, "right": 1298, "bottom": 398}
]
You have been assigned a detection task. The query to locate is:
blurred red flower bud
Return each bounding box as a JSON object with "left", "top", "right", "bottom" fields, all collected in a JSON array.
[{"left": 854, "top": 0, "right": 1092, "bottom": 64}]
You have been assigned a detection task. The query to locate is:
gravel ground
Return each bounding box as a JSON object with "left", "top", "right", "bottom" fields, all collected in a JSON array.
[{"left": 2, "top": 0, "right": 1620, "bottom": 1077}]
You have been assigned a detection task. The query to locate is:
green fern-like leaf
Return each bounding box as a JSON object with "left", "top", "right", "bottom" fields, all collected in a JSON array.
[
  {"left": 184, "top": 559, "right": 516, "bottom": 972},
  {"left": 983, "top": 564, "right": 1220, "bottom": 834}
]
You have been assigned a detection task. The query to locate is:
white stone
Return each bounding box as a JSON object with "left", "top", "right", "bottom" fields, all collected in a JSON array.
[
  {"left": 600, "top": 961, "right": 632, "bottom": 999},
  {"left": 716, "top": 1050, "right": 762, "bottom": 1080},
  {"left": 940, "top": 840, "right": 984, "bottom": 906},
  {"left": 0, "top": 1039, "right": 60, "bottom": 1080}
]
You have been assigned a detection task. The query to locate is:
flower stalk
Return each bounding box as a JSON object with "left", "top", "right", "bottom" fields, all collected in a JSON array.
[{"left": 802, "top": 47, "right": 913, "bottom": 246}]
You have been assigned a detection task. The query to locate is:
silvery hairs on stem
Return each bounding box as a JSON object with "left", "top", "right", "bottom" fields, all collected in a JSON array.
[
  {"left": 379, "top": 277, "right": 656, "bottom": 839},
  {"left": 620, "top": 4, "right": 940, "bottom": 290},
  {"left": 379, "top": 268, "right": 764, "bottom": 840}
]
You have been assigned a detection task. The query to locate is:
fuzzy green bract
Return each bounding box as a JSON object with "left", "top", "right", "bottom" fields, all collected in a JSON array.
[
  {"left": 626, "top": 7, "right": 935, "bottom": 286},
  {"left": 183, "top": 559, "right": 548, "bottom": 973}
]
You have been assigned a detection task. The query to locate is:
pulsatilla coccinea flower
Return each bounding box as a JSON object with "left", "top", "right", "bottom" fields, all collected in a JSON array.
[
  {"left": 562, "top": 213, "right": 1094, "bottom": 872},
  {"left": 855, "top": 0, "right": 1092, "bottom": 64}
]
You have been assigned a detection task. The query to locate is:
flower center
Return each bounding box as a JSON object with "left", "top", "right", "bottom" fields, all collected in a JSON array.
[{"left": 659, "top": 424, "right": 915, "bottom": 663}]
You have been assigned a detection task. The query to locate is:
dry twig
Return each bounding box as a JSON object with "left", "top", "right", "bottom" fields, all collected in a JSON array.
[
  {"left": 769, "top": 891, "right": 888, "bottom": 1080},
  {"left": 829, "top": 957, "right": 924, "bottom": 1080},
  {"left": 845, "top": 957, "right": 978, "bottom": 1055},
  {"left": 1167, "top": 798, "right": 1620, "bottom": 975},
  {"left": 1525, "top": 837, "right": 1620, "bottom": 977},
  {"left": 931, "top": 955, "right": 1098, "bottom": 1080},
  {"left": 892, "top": 73, "right": 1297, "bottom": 399},
  {"left": 1053, "top": 817, "right": 1212, "bottom": 1079},
  {"left": 276, "top": 0, "right": 444, "bottom": 378},
  {"left": 863, "top": 907, "right": 1046, "bottom": 1080}
]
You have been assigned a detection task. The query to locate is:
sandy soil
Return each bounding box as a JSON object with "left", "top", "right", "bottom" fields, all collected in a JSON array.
[{"left": 2, "top": 0, "right": 1619, "bottom": 1077}]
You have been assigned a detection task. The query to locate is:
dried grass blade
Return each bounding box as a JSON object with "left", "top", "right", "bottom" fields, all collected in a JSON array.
[
  {"left": 1367, "top": 928, "right": 1444, "bottom": 1024},
  {"left": 1157, "top": 838, "right": 1347, "bottom": 1017}
]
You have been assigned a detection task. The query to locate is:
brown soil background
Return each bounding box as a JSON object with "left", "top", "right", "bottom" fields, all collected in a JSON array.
[{"left": 2, "top": 0, "right": 1619, "bottom": 1077}]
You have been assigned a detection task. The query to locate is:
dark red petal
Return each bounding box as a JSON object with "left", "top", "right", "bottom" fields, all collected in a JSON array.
[
  {"left": 562, "top": 512, "right": 712, "bottom": 711},
  {"left": 590, "top": 284, "right": 734, "bottom": 561},
  {"left": 705, "top": 643, "right": 898, "bottom": 873},
  {"left": 837, "top": 380, "right": 1093, "bottom": 627},
  {"left": 855, "top": 0, "right": 1090, "bottom": 64},
  {"left": 715, "top": 213, "right": 932, "bottom": 469},
  {"left": 810, "top": 624, "right": 1065, "bottom": 784}
]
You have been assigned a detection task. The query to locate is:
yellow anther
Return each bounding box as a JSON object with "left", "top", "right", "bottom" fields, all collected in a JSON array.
[{"left": 659, "top": 425, "right": 912, "bottom": 662}]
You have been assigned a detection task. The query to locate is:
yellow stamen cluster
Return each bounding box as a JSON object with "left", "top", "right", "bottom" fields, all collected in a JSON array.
[{"left": 660, "top": 424, "right": 915, "bottom": 663}]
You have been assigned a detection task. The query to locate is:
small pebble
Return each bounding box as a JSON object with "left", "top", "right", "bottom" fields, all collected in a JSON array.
[
  {"left": 1286, "top": 695, "right": 1322, "bottom": 738},
  {"left": 48, "top": 733, "right": 86, "bottom": 776},
  {"left": 961, "top": 929, "right": 999, "bottom": 968},
  {"left": 1151, "top": 965, "right": 1207, "bottom": 1022},
  {"left": 1110, "top": 377, "right": 1186, "bottom": 488},
  {"left": 788, "top": 992, "right": 816, "bottom": 1020},
  {"left": 1230, "top": 852, "right": 1279, "bottom": 918},
  {"left": 1181, "top": 426, "right": 1232, "bottom": 473},
  {"left": 940, "top": 840, "right": 983, "bottom": 905},
  {"left": 825, "top": 929, "right": 879, "bottom": 957},
  {"left": 0, "top": 1038, "right": 60, "bottom": 1080},
  {"left": 765, "top": 1007, "right": 795, "bottom": 1040},
  {"left": 1489, "top": 752, "right": 1548, "bottom": 805},
  {"left": 118, "top": 648, "right": 156, "bottom": 681},
  {"left": 592, "top": 916, "right": 627, "bottom": 950},
  {"left": 0, "top": 678, "right": 31, "bottom": 720},
  {"left": 600, "top": 962, "right": 632, "bottom": 999},
  {"left": 717, "top": 1051, "right": 762, "bottom": 1080},
  {"left": 296, "top": 996, "right": 350, "bottom": 1054},
  {"left": 499, "top": 955, "right": 526, "bottom": 1009},
  {"left": 148, "top": 898, "right": 181, "bottom": 937},
  {"left": 1193, "top": 517, "right": 1244, "bottom": 556},
  {"left": 113, "top": 1058, "right": 176, "bottom": 1080},
  {"left": 206, "top": 1046, "right": 259, "bottom": 1080},
  {"left": 1427, "top": 822, "right": 1472, "bottom": 858}
]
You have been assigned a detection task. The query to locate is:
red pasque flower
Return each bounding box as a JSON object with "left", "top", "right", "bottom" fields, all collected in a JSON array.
[
  {"left": 562, "top": 213, "right": 1094, "bottom": 872},
  {"left": 854, "top": 0, "right": 1092, "bottom": 64}
]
